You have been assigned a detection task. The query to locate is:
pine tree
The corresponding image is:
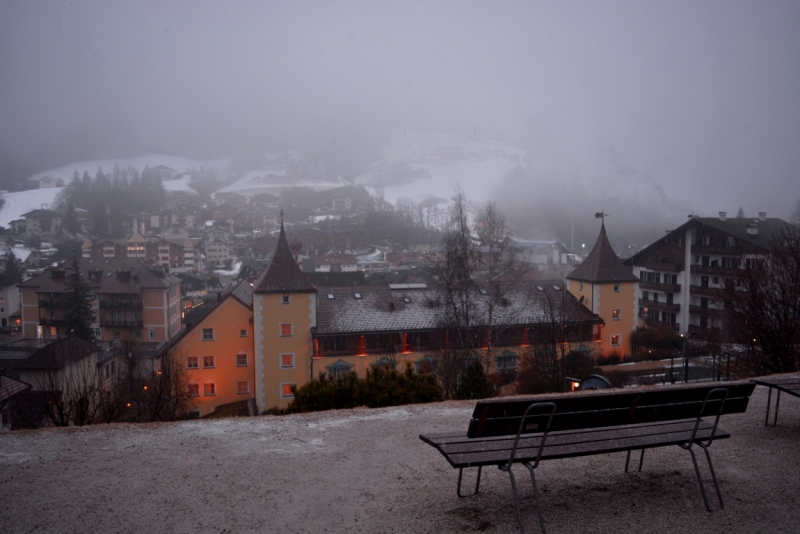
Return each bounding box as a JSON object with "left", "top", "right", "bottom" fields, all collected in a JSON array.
[
  {"left": 736, "top": 207, "right": 746, "bottom": 219},
  {"left": 455, "top": 360, "right": 494, "bottom": 400},
  {"left": 1, "top": 247, "right": 24, "bottom": 285},
  {"left": 62, "top": 258, "right": 95, "bottom": 340},
  {"left": 62, "top": 201, "right": 82, "bottom": 235}
]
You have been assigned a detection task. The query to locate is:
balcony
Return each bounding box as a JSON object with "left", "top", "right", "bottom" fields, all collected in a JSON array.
[
  {"left": 689, "top": 285, "right": 728, "bottom": 298},
  {"left": 99, "top": 318, "right": 144, "bottom": 327},
  {"left": 99, "top": 300, "right": 143, "bottom": 310},
  {"left": 636, "top": 261, "right": 683, "bottom": 273},
  {"left": 39, "top": 318, "right": 65, "bottom": 326},
  {"left": 690, "top": 265, "right": 735, "bottom": 276},
  {"left": 639, "top": 281, "right": 681, "bottom": 293},
  {"left": 640, "top": 318, "right": 680, "bottom": 331},
  {"left": 689, "top": 305, "right": 726, "bottom": 319},
  {"left": 638, "top": 299, "right": 680, "bottom": 313},
  {"left": 38, "top": 300, "right": 64, "bottom": 308}
]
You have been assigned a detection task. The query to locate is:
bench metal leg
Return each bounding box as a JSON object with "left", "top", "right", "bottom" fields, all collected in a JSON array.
[
  {"left": 504, "top": 463, "right": 547, "bottom": 534},
  {"left": 684, "top": 444, "right": 724, "bottom": 512},
  {"left": 625, "top": 449, "right": 645, "bottom": 473},
  {"left": 765, "top": 387, "right": 772, "bottom": 426},
  {"left": 773, "top": 390, "right": 781, "bottom": 426},
  {"left": 456, "top": 466, "right": 482, "bottom": 498}
]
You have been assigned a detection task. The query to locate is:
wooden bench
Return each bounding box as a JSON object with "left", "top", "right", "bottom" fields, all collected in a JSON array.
[
  {"left": 751, "top": 376, "right": 800, "bottom": 426},
  {"left": 420, "top": 382, "right": 756, "bottom": 533}
]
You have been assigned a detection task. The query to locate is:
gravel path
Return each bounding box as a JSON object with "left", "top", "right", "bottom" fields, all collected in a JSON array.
[{"left": 1, "top": 384, "right": 798, "bottom": 533}]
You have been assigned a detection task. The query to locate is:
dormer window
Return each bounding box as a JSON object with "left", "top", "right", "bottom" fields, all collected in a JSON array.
[
  {"left": 354, "top": 292, "right": 361, "bottom": 299},
  {"left": 327, "top": 294, "right": 335, "bottom": 300}
]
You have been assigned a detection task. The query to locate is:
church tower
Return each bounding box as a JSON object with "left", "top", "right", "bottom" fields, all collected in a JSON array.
[
  {"left": 253, "top": 216, "right": 318, "bottom": 410},
  {"left": 566, "top": 221, "right": 638, "bottom": 357}
]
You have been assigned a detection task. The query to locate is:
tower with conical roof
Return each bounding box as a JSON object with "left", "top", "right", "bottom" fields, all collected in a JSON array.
[
  {"left": 566, "top": 221, "right": 638, "bottom": 356},
  {"left": 252, "top": 213, "right": 318, "bottom": 410}
]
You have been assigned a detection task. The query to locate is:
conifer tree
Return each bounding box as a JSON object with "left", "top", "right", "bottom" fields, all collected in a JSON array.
[
  {"left": 63, "top": 258, "right": 95, "bottom": 340},
  {"left": 455, "top": 360, "right": 494, "bottom": 400},
  {"left": 1, "top": 247, "right": 24, "bottom": 285}
]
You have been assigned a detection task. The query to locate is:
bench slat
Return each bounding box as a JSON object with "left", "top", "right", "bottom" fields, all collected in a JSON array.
[
  {"left": 438, "top": 420, "right": 713, "bottom": 455},
  {"left": 442, "top": 423, "right": 730, "bottom": 468}
]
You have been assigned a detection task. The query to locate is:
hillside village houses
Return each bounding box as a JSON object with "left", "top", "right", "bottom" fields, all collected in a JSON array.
[{"left": 1, "top": 173, "right": 794, "bottom": 422}]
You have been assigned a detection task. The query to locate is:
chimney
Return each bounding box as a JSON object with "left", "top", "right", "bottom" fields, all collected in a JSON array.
[
  {"left": 747, "top": 224, "right": 759, "bottom": 235},
  {"left": 718, "top": 211, "right": 727, "bottom": 222},
  {"left": 758, "top": 212, "right": 767, "bottom": 222}
]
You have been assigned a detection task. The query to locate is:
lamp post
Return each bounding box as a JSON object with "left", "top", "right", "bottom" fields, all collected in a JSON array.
[{"left": 681, "top": 331, "right": 696, "bottom": 383}]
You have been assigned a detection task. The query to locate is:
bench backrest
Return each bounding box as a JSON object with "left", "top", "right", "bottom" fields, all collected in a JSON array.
[{"left": 467, "top": 382, "right": 756, "bottom": 439}]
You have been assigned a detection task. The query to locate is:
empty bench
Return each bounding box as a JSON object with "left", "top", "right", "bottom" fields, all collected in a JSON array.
[{"left": 420, "top": 382, "right": 755, "bottom": 533}]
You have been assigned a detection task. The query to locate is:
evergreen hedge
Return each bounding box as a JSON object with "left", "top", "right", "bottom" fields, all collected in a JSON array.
[{"left": 285, "top": 365, "right": 443, "bottom": 413}]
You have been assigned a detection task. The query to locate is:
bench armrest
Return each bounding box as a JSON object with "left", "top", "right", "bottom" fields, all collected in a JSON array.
[
  {"left": 502, "top": 402, "right": 557, "bottom": 471},
  {"left": 692, "top": 387, "right": 729, "bottom": 446}
]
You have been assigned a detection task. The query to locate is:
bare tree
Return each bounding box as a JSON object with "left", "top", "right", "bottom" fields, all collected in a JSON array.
[
  {"left": 27, "top": 338, "right": 101, "bottom": 426},
  {"left": 724, "top": 224, "right": 800, "bottom": 375}
]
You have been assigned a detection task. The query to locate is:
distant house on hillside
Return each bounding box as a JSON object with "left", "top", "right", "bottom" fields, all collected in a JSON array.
[
  {"left": 142, "top": 165, "right": 177, "bottom": 181},
  {"left": 37, "top": 176, "right": 64, "bottom": 189},
  {"left": 314, "top": 252, "right": 358, "bottom": 272},
  {"left": 21, "top": 209, "right": 61, "bottom": 237}
]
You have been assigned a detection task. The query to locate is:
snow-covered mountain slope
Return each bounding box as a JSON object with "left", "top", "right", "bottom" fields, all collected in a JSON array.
[
  {"left": 354, "top": 131, "right": 525, "bottom": 204},
  {"left": 162, "top": 174, "right": 199, "bottom": 196},
  {"left": 213, "top": 169, "right": 344, "bottom": 199},
  {"left": 28, "top": 154, "right": 229, "bottom": 184},
  {"left": 0, "top": 188, "right": 63, "bottom": 227}
]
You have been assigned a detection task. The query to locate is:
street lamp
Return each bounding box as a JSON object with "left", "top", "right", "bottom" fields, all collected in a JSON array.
[{"left": 681, "top": 331, "right": 696, "bottom": 383}]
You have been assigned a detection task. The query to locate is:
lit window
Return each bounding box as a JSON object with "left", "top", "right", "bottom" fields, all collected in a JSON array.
[
  {"left": 611, "top": 335, "right": 621, "bottom": 347},
  {"left": 187, "top": 356, "right": 199, "bottom": 369},
  {"left": 282, "top": 295, "right": 290, "bottom": 304},
  {"left": 240, "top": 329, "right": 247, "bottom": 337},
  {"left": 281, "top": 383, "right": 295, "bottom": 398},
  {"left": 280, "top": 324, "right": 293, "bottom": 337},
  {"left": 203, "top": 383, "right": 216, "bottom": 396},
  {"left": 614, "top": 284, "right": 620, "bottom": 293},
  {"left": 612, "top": 309, "right": 621, "bottom": 321},
  {"left": 202, "top": 328, "right": 214, "bottom": 340},
  {"left": 187, "top": 383, "right": 199, "bottom": 396},
  {"left": 280, "top": 353, "right": 294, "bottom": 368},
  {"left": 203, "top": 355, "right": 215, "bottom": 368},
  {"left": 50, "top": 326, "right": 57, "bottom": 336},
  {"left": 236, "top": 353, "right": 248, "bottom": 367},
  {"left": 237, "top": 381, "right": 249, "bottom": 394}
]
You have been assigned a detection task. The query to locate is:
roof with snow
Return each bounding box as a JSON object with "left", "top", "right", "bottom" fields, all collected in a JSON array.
[
  {"left": 566, "top": 223, "right": 637, "bottom": 283},
  {"left": 254, "top": 222, "right": 317, "bottom": 294}
]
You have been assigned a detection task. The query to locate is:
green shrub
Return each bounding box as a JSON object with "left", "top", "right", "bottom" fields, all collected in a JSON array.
[
  {"left": 456, "top": 361, "right": 494, "bottom": 400},
  {"left": 285, "top": 364, "right": 443, "bottom": 414}
]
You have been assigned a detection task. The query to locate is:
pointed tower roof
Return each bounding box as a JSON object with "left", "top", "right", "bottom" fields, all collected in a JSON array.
[
  {"left": 254, "top": 218, "right": 317, "bottom": 294},
  {"left": 566, "top": 222, "right": 638, "bottom": 283}
]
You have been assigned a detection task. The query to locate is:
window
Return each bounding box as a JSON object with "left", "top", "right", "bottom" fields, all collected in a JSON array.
[
  {"left": 280, "top": 383, "right": 295, "bottom": 398},
  {"left": 642, "top": 291, "right": 649, "bottom": 301},
  {"left": 579, "top": 282, "right": 584, "bottom": 291},
  {"left": 282, "top": 295, "right": 290, "bottom": 304},
  {"left": 134, "top": 330, "right": 142, "bottom": 338},
  {"left": 612, "top": 309, "right": 620, "bottom": 321},
  {"left": 240, "top": 329, "right": 247, "bottom": 337},
  {"left": 187, "top": 356, "right": 199, "bottom": 369},
  {"left": 614, "top": 284, "right": 620, "bottom": 293},
  {"left": 202, "top": 328, "right": 214, "bottom": 340},
  {"left": 280, "top": 323, "right": 293, "bottom": 337},
  {"left": 187, "top": 383, "right": 199, "bottom": 397},
  {"left": 237, "top": 381, "right": 249, "bottom": 394},
  {"left": 280, "top": 353, "right": 295, "bottom": 368},
  {"left": 114, "top": 330, "right": 120, "bottom": 339},
  {"left": 203, "top": 355, "right": 215, "bottom": 368},
  {"left": 50, "top": 326, "right": 57, "bottom": 336},
  {"left": 611, "top": 335, "right": 621, "bottom": 347},
  {"left": 236, "top": 353, "right": 248, "bottom": 367},
  {"left": 149, "top": 328, "right": 155, "bottom": 340},
  {"left": 203, "top": 383, "right": 216, "bottom": 396}
]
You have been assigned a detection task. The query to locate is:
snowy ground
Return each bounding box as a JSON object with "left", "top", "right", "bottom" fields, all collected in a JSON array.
[
  {"left": 0, "top": 188, "right": 62, "bottom": 228},
  {"left": 1, "top": 385, "right": 798, "bottom": 533}
]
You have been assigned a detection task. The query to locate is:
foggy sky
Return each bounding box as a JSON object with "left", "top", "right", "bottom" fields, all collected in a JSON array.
[{"left": 1, "top": 1, "right": 799, "bottom": 218}]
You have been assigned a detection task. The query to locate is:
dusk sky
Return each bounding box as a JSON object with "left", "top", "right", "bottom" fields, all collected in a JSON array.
[{"left": 1, "top": 1, "right": 799, "bottom": 219}]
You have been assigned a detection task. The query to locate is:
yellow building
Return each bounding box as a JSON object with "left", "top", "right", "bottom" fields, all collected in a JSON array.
[
  {"left": 160, "top": 280, "right": 255, "bottom": 417},
  {"left": 253, "top": 220, "right": 604, "bottom": 410},
  {"left": 565, "top": 222, "right": 638, "bottom": 357}
]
